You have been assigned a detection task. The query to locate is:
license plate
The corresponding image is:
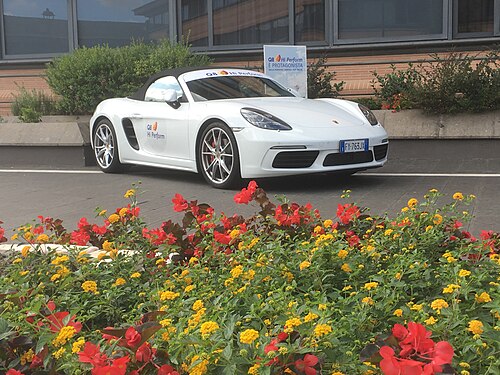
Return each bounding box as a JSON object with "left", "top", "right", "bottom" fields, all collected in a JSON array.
[{"left": 340, "top": 139, "right": 368, "bottom": 153}]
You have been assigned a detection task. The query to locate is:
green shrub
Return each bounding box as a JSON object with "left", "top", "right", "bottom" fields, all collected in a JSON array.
[
  {"left": 372, "top": 49, "right": 500, "bottom": 113},
  {"left": 414, "top": 50, "right": 500, "bottom": 114},
  {"left": 11, "top": 87, "right": 59, "bottom": 120},
  {"left": 307, "top": 56, "right": 345, "bottom": 98},
  {"left": 371, "top": 63, "right": 421, "bottom": 111},
  {"left": 46, "top": 40, "right": 212, "bottom": 115}
]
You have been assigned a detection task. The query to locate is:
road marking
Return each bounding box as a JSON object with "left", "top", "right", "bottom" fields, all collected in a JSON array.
[
  {"left": 0, "top": 169, "right": 102, "bottom": 174},
  {"left": 361, "top": 172, "right": 500, "bottom": 177},
  {"left": 0, "top": 170, "right": 499, "bottom": 178}
]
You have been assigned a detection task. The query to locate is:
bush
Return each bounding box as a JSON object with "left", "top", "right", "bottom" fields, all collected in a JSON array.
[
  {"left": 11, "top": 87, "right": 59, "bottom": 121},
  {"left": 307, "top": 56, "right": 345, "bottom": 98},
  {"left": 414, "top": 50, "right": 500, "bottom": 114},
  {"left": 372, "top": 49, "right": 500, "bottom": 113},
  {"left": 1, "top": 184, "right": 499, "bottom": 374},
  {"left": 46, "top": 40, "right": 212, "bottom": 115}
]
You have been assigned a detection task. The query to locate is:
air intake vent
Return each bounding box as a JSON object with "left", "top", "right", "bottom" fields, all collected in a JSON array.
[
  {"left": 122, "top": 118, "right": 139, "bottom": 150},
  {"left": 272, "top": 151, "right": 319, "bottom": 168},
  {"left": 323, "top": 151, "right": 373, "bottom": 166}
]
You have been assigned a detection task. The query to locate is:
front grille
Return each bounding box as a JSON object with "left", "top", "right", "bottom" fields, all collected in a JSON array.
[
  {"left": 272, "top": 151, "right": 319, "bottom": 168},
  {"left": 323, "top": 151, "right": 373, "bottom": 166},
  {"left": 374, "top": 144, "right": 389, "bottom": 161}
]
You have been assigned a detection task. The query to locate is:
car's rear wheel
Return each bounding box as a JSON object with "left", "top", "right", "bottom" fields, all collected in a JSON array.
[
  {"left": 93, "top": 119, "right": 124, "bottom": 173},
  {"left": 198, "top": 122, "right": 241, "bottom": 189}
]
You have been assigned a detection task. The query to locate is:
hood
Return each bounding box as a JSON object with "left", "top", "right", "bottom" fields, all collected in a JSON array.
[{"left": 228, "top": 97, "right": 365, "bottom": 128}]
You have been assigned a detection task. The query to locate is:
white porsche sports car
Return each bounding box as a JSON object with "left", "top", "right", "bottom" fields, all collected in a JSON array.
[{"left": 90, "top": 67, "right": 388, "bottom": 188}]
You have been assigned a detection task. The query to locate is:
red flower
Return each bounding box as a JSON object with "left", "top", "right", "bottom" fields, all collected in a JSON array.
[
  {"left": 336, "top": 203, "right": 360, "bottom": 225},
  {"left": 70, "top": 229, "right": 90, "bottom": 245},
  {"left": 0, "top": 225, "right": 6, "bottom": 243},
  {"left": 6, "top": 370, "right": 25, "bottom": 375},
  {"left": 78, "top": 342, "right": 108, "bottom": 368},
  {"left": 47, "top": 300, "right": 56, "bottom": 312},
  {"left": 234, "top": 180, "right": 258, "bottom": 204},
  {"left": 158, "top": 365, "right": 180, "bottom": 375},
  {"left": 380, "top": 346, "right": 423, "bottom": 375},
  {"left": 46, "top": 311, "right": 82, "bottom": 333},
  {"left": 92, "top": 224, "right": 107, "bottom": 235},
  {"left": 264, "top": 339, "right": 279, "bottom": 354},
  {"left": 172, "top": 193, "right": 188, "bottom": 212},
  {"left": 136, "top": 342, "right": 154, "bottom": 362},
  {"left": 125, "top": 326, "right": 142, "bottom": 348},
  {"left": 214, "top": 230, "right": 231, "bottom": 245},
  {"left": 294, "top": 354, "right": 319, "bottom": 375},
  {"left": 398, "top": 322, "right": 434, "bottom": 358}
]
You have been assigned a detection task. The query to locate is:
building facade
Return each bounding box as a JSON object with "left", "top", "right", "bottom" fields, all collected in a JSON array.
[{"left": 0, "top": 0, "right": 499, "bottom": 114}]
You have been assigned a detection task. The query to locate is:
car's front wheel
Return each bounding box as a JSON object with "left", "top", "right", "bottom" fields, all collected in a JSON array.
[
  {"left": 93, "top": 119, "right": 125, "bottom": 173},
  {"left": 198, "top": 122, "right": 241, "bottom": 189}
]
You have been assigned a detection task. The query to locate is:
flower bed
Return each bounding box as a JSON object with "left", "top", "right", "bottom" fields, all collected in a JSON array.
[{"left": 0, "top": 183, "right": 499, "bottom": 375}]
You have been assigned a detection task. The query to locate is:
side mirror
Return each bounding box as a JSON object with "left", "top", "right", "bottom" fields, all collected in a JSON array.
[{"left": 162, "top": 89, "right": 181, "bottom": 109}]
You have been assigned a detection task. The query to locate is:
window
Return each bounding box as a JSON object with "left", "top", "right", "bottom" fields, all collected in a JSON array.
[
  {"left": 145, "top": 76, "right": 184, "bottom": 102},
  {"left": 212, "top": 0, "right": 289, "bottom": 46},
  {"left": 337, "top": 0, "right": 444, "bottom": 41},
  {"left": 180, "top": 0, "right": 208, "bottom": 47},
  {"left": 456, "top": 0, "right": 494, "bottom": 35},
  {"left": 77, "top": 0, "right": 169, "bottom": 48},
  {"left": 2, "top": 0, "right": 69, "bottom": 55},
  {"left": 295, "top": 0, "right": 326, "bottom": 43}
]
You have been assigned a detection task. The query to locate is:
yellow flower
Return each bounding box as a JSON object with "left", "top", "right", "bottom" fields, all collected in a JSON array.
[
  {"left": 304, "top": 312, "right": 319, "bottom": 322},
  {"left": 314, "top": 324, "right": 332, "bottom": 337},
  {"left": 189, "top": 356, "right": 209, "bottom": 375},
  {"left": 113, "top": 277, "right": 126, "bottom": 287},
  {"left": 458, "top": 269, "right": 471, "bottom": 277},
  {"left": 102, "top": 240, "right": 115, "bottom": 251},
  {"left": 248, "top": 364, "right": 261, "bottom": 375},
  {"left": 299, "top": 260, "right": 311, "bottom": 270},
  {"left": 20, "top": 348, "right": 34, "bottom": 365},
  {"left": 231, "top": 265, "right": 244, "bottom": 278},
  {"left": 108, "top": 214, "right": 120, "bottom": 223},
  {"left": 119, "top": 207, "right": 128, "bottom": 217},
  {"left": 81, "top": 280, "right": 98, "bottom": 294},
  {"left": 453, "top": 192, "right": 464, "bottom": 201},
  {"left": 433, "top": 214, "right": 443, "bottom": 225},
  {"left": 443, "top": 284, "right": 460, "bottom": 294},
  {"left": 318, "top": 304, "right": 327, "bottom": 311},
  {"left": 384, "top": 229, "right": 393, "bottom": 236},
  {"left": 362, "top": 297, "right": 374, "bottom": 305},
  {"left": 323, "top": 219, "right": 333, "bottom": 228},
  {"left": 36, "top": 233, "right": 49, "bottom": 243},
  {"left": 229, "top": 229, "right": 240, "bottom": 239},
  {"left": 341, "top": 263, "right": 351, "bottom": 273},
  {"left": 53, "top": 347, "right": 66, "bottom": 359},
  {"left": 98, "top": 209, "right": 107, "bottom": 216},
  {"left": 424, "top": 316, "right": 437, "bottom": 325},
  {"left": 459, "top": 362, "right": 470, "bottom": 369},
  {"left": 364, "top": 282, "right": 379, "bottom": 290},
  {"left": 185, "top": 285, "right": 195, "bottom": 293},
  {"left": 430, "top": 299, "right": 448, "bottom": 313},
  {"left": 72, "top": 338, "right": 85, "bottom": 353},
  {"left": 407, "top": 198, "right": 418, "bottom": 208},
  {"left": 131, "top": 272, "right": 141, "bottom": 278},
  {"left": 393, "top": 309, "right": 403, "bottom": 317},
  {"left": 239, "top": 329, "right": 259, "bottom": 344},
  {"left": 467, "top": 320, "right": 483, "bottom": 335},
  {"left": 160, "top": 318, "right": 172, "bottom": 327},
  {"left": 51, "top": 255, "right": 69, "bottom": 265},
  {"left": 475, "top": 292, "right": 492, "bottom": 303},
  {"left": 338, "top": 250, "right": 348, "bottom": 259},
  {"left": 124, "top": 189, "right": 136, "bottom": 198},
  {"left": 200, "top": 321, "right": 220, "bottom": 338},
  {"left": 160, "top": 291, "right": 180, "bottom": 301},
  {"left": 52, "top": 326, "right": 77, "bottom": 347},
  {"left": 192, "top": 300, "right": 204, "bottom": 311},
  {"left": 410, "top": 304, "right": 423, "bottom": 312},
  {"left": 313, "top": 225, "right": 322, "bottom": 234}
]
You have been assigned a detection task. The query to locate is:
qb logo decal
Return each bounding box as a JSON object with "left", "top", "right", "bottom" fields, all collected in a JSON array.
[{"left": 147, "top": 122, "right": 165, "bottom": 140}]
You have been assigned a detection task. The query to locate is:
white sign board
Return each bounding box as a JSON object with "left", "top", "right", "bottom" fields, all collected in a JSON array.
[{"left": 264, "top": 45, "right": 307, "bottom": 98}]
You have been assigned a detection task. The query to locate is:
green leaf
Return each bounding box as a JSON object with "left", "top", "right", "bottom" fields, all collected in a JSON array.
[{"left": 222, "top": 343, "right": 233, "bottom": 361}]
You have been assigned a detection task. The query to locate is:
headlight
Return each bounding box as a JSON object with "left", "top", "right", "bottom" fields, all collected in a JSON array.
[
  {"left": 358, "top": 104, "right": 378, "bottom": 126},
  {"left": 240, "top": 108, "right": 292, "bottom": 130}
]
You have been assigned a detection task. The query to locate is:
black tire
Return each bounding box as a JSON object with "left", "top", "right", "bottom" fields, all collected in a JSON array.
[
  {"left": 197, "top": 121, "right": 241, "bottom": 189},
  {"left": 93, "top": 119, "right": 125, "bottom": 173}
]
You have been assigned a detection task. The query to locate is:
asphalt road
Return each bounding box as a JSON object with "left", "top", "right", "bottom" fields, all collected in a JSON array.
[{"left": 1, "top": 139, "right": 499, "bottom": 237}]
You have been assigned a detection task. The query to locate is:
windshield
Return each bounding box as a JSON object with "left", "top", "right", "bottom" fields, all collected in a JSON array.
[{"left": 186, "top": 76, "right": 295, "bottom": 101}]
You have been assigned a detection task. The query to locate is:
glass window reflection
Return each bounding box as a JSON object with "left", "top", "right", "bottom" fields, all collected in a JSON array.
[
  {"left": 77, "top": 0, "right": 169, "bottom": 47},
  {"left": 213, "top": 0, "right": 289, "bottom": 46},
  {"left": 2, "top": 0, "right": 69, "bottom": 55},
  {"left": 338, "top": 0, "right": 444, "bottom": 41},
  {"left": 295, "top": 0, "right": 326, "bottom": 43},
  {"left": 181, "top": 0, "right": 208, "bottom": 47},
  {"left": 457, "top": 0, "right": 494, "bottom": 34}
]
